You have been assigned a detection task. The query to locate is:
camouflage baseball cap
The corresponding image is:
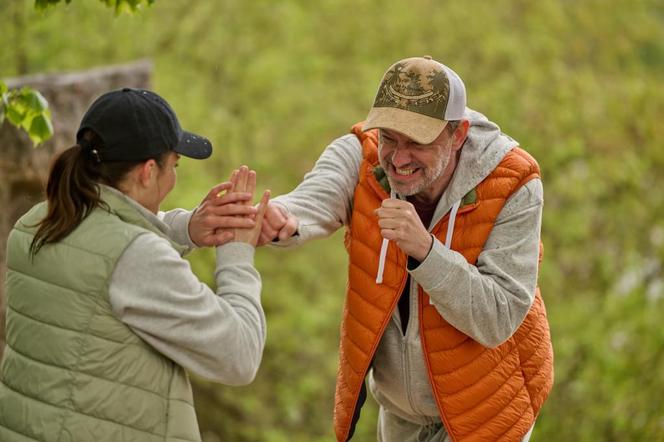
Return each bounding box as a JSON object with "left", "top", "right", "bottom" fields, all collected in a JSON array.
[{"left": 363, "top": 56, "right": 466, "bottom": 144}]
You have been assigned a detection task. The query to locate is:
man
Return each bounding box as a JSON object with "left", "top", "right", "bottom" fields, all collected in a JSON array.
[{"left": 261, "top": 56, "right": 554, "bottom": 441}]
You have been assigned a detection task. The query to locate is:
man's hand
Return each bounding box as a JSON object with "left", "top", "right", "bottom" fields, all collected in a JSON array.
[
  {"left": 257, "top": 202, "right": 299, "bottom": 246},
  {"left": 375, "top": 198, "right": 432, "bottom": 261},
  {"left": 188, "top": 180, "right": 258, "bottom": 247}
]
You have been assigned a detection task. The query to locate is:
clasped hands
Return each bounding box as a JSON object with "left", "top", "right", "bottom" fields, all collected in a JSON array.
[
  {"left": 189, "top": 169, "right": 432, "bottom": 258},
  {"left": 188, "top": 165, "right": 270, "bottom": 248}
]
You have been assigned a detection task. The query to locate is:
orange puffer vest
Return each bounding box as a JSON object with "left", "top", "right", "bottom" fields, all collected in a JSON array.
[{"left": 334, "top": 123, "right": 554, "bottom": 441}]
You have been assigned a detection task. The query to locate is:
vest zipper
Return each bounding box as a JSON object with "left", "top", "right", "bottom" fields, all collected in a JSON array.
[{"left": 403, "top": 280, "right": 424, "bottom": 417}]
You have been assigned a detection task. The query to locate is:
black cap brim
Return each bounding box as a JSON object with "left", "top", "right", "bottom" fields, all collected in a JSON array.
[{"left": 175, "top": 131, "right": 213, "bottom": 159}]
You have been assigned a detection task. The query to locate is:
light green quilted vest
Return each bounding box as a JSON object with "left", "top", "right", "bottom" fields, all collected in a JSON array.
[{"left": 0, "top": 188, "right": 200, "bottom": 442}]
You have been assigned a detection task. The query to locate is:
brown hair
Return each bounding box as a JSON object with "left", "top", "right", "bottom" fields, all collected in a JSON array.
[
  {"left": 446, "top": 120, "right": 461, "bottom": 134},
  {"left": 30, "top": 130, "right": 166, "bottom": 256}
]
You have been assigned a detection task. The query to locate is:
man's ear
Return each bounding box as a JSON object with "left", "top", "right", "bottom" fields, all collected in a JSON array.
[
  {"left": 452, "top": 119, "right": 470, "bottom": 151},
  {"left": 137, "top": 159, "right": 158, "bottom": 187}
]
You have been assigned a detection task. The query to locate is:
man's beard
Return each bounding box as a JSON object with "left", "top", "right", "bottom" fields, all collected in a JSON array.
[{"left": 381, "top": 146, "right": 450, "bottom": 197}]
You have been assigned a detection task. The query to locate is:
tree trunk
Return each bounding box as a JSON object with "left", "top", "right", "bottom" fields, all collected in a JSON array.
[{"left": 0, "top": 60, "right": 152, "bottom": 360}]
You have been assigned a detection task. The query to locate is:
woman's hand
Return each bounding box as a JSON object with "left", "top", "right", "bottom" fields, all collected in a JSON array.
[
  {"left": 230, "top": 165, "right": 270, "bottom": 247},
  {"left": 188, "top": 180, "right": 258, "bottom": 247}
]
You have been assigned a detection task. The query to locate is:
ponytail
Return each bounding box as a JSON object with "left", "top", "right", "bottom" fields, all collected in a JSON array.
[{"left": 29, "top": 130, "right": 165, "bottom": 256}]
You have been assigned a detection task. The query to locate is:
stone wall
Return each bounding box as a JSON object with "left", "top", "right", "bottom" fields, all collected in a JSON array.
[{"left": 0, "top": 60, "right": 152, "bottom": 358}]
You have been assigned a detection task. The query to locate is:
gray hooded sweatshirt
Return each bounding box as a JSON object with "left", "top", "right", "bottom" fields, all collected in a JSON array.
[
  {"left": 272, "top": 109, "right": 542, "bottom": 441},
  {"left": 106, "top": 186, "right": 266, "bottom": 386}
]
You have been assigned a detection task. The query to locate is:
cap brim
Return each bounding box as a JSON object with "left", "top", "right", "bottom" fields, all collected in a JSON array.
[
  {"left": 363, "top": 107, "right": 447, "bottom": 144},
  {"left": 175, "top": 131, "right": 213, "bottom": 159}
]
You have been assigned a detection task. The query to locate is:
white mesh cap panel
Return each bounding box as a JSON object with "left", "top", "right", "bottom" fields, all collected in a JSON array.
[{"left": 440, "top": 64, "right": 466, "bottom": 120}]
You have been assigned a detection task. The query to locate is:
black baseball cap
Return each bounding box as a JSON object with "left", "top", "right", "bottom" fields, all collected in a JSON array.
[{"left": 76, "top": 88, "right": 212, "bottom": 161}]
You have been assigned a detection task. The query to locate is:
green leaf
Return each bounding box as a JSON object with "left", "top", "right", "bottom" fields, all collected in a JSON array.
[
  {"left": 21, "top": 89, "right": 49, "bottom": 112},
  {"left": 28, "top": 114, "right": 54, "bottom": 146},
  {"left": 6, "top": 106, "right": 25, "bottom": 126},
  {"left": 34, "top": 0, "right": 62, "bottom": 11},
  {"left": 0, "top": 80, "right": 7, "bottom": 95}
]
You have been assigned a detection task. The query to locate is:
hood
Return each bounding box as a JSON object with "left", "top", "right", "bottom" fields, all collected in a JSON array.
[{"left": 429, "top": 107, "right": 518, "bottom": 227}]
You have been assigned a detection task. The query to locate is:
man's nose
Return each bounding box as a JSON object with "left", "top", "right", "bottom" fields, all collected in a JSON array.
[{"left": 391, "top": 146, "right": 411, "bottom": 167}]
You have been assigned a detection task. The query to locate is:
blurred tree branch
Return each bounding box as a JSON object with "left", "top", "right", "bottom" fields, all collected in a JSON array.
[{"left": 34, "top": 0, "right": 155, "bottom": 15}]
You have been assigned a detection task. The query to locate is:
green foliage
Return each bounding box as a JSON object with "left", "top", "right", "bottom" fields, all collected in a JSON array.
[
  {"left": 34, "top": 0, "right": 155, "bottom": 14},
  {"left": 1, "top": 0, "right": 663, "bottom": 440},
  {"left": 0, "top": 81, "right": 53, "bottom": 145}
]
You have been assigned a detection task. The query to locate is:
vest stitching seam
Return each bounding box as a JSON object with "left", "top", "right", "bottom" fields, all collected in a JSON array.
[
  {"left": 163, "top": 365, "right": 174, "bottom": 441},
  {"left": 7, "top": 304, "right": 146, "bottom": 348},
  {"left": 0, "top": 401, "right": 41, "bottom": 441},
  {"left": 346, "top": 288, "right": 389, "bottom": 323},
  {"left": 7, "top": 268, "right": 107, "bottom": 301},
  {"left": 11, "top": 227, "right": 123, "bottom": 261},
  {"left": 424, "top": 337, "right": 475, "bottom": 355},
  {"left": 3, "top": 341, "right": 184, "bottom": 403},
  {"left": 1, "top": 376, "right": 170, "bottom": 438},
  {"left": 462, "top": 383, "right": 531, "bottom": 441},
  {"left": 429, "top": 345, "right": 498, "bottom": 377},
  {"left": 517, "top": 318, "right": 548, "bottom": 367},
  {"left": 341, "top": 328, "right": 371, "bottom": 367},
  {"left": 434, "top": 352, "right": 526, "bottom": 408}
]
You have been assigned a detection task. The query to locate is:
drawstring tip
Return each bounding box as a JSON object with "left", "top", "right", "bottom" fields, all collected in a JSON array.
[{"left": 376, "top": 237, "right": 389, "bottom": 285}]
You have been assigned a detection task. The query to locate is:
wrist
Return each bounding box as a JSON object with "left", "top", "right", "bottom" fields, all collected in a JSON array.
[{"left": 412, "top": 233, "right": 433, "bottom": 262}]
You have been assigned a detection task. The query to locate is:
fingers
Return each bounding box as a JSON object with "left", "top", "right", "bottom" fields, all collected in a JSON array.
[
  {"left": 212, "top": 230, "right": 235, "bottom": 246},
  {"left": 212, "top": 204, "right": 258, "bottom": 217},
  {"left": 246, "top": 170, "right": 257, "bottom": 200},
  {"left": 377, "top": 217, "right": 403, "bottom": 230},
  {"left": 234, "top": 165, "right": 249, "bottom": 193},
  {"left": 278, "top": 215, "right": 298, "bottom": 241},
  {"left": 254, "top": 190, "right": 271, "bottom": 226},
  {"left": 213, "top": 191, "right": 254, "bottom": 206},
  {"left": 210, "top": 217, "right": 257, "bottom": 229},
  {"left": 259, "top": 203, "right": 287, "bottom": 243},
  {"left": 229, "top": 169, "right": 239, "bottom": 190},
  {"left": 380, "top": 198, "right": 411, "bottom": 209},
  {"left": 206, "top": 181, "right": 233, "bottom": 200}
]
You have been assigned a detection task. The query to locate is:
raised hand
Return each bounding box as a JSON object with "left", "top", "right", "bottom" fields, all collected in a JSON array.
[
  {"left": 374, "top": 198, "right": 433, "bottom": 261},
  {"left": 188, "top": 180, "right": 258, "bottom": 247},
  {"left": 234, "top": 190, "right": 271, "bottom": 246},
  {"left": 230, "top": 165, "right": 270, "bottom": 246}
]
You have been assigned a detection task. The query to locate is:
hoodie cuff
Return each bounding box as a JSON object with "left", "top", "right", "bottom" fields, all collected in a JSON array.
[
  {"left": 163, "top": 209, "right": 198, "bottom": 252},
  {"left": 409, "top": 236, "right": 462, "bottom": 294},
  {"left": 216, "top": 242, "right": 256, "bottom": 265}
]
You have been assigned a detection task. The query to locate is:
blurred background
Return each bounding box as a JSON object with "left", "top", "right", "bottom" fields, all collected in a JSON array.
[{"left": 1, "top": 0, "right": 663, "bottom": 440}]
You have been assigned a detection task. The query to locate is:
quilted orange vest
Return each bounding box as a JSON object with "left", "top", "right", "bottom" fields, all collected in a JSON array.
[{"left": 334, "top": 123, "right": 554, "bottom": 441}]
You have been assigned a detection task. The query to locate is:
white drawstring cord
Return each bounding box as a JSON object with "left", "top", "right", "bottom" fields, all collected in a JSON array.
[
  {"left": 376, "top": 190, "right": 397, "bottom": 284},
  {"left": 445, "top": 199, "right": 461, "bottom": 249},
  {"left": 427, "top": 198, "right": 462, "bottom": 304},
  {"left": 376, "top": 192, "right": 462, "bottom": 287}
]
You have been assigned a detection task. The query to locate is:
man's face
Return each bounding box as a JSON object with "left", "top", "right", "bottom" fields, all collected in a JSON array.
[{"left": 378, "top": 127, "right": 457, "bottom": 202}]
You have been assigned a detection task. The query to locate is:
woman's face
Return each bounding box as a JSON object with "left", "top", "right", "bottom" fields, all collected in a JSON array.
[
  {"left": 136, "top": 151, "right": 179, "bottom": 213},
  {"left": 153, "top": 152, "right": 180, "bottom": 210}
]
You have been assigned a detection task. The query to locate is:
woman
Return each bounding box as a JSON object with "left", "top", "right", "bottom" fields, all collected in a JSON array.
[{"left": 0, "top": 88, "right": 269, "bottom": 441}]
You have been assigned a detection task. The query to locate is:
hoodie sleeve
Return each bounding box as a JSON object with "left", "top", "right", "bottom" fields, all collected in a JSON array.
[
  {"left": 158, "top": 208, "right": 197, "bottom": 251},
  {"left": 109, "top": 235, "right": 266, "bottom": 386},
  {"left": 409, "top": 178, "right": 543, "bottom": 348},
  {"left": 270, "top": 133, "right": 362, "bottom": 247}
]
